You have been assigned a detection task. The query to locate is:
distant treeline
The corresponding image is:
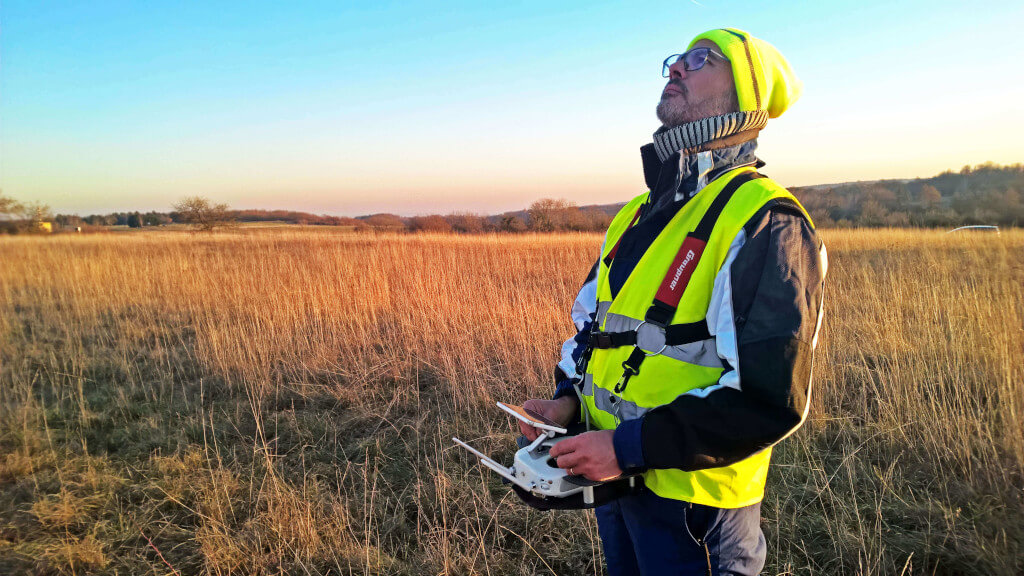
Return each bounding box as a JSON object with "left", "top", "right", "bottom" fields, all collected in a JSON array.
[
  {"left": 43, "top": 162, "right": 1023, "bottom": 233},
  {"left": 52, "top": 200, "right": 620, "bottom": 234},
  {"left": 791, "top": 162, "right": 1023, "bottom": 228}
]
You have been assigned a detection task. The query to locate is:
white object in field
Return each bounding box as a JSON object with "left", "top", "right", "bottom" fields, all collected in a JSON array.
[
  {"left": 947, "top": 225, "right": 1000, "bottom": 234},
  {"left": 452, "top": 402, "right": 584, "bottom": 499}
]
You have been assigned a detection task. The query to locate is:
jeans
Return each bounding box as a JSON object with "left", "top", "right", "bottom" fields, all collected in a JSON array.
[{"left": 595, "top": 487, "right": 766, "bottom": 576}]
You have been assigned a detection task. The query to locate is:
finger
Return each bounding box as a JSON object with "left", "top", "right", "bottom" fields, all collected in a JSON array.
[
  {"left": 556, "top": 453, "right": 584, "bottom": 471},
  {"left": 517, "top": 420, "right": 532, "bottom": 436},
  {"left": 548, "top": 437, "right": 578, "bottom": 458},
  {"left": 518, "top": 417, "right": 542, "bottom": 439}
]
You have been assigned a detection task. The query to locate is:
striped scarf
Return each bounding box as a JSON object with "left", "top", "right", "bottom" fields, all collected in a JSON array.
[{"left": 651, "top": 110, "right": 768, "bottom": 163}]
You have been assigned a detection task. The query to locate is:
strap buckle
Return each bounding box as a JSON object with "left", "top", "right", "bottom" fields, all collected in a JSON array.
[
  {"left": 575, "top": 342, "right": 593, "bottom": 375},
  {"left": 614, "top": 348, "right": 647, "bottom": 394},
  {"left": 644, "top": 300, "right": 675, "bottom": 327},
  {"left": 633, "top": 321, "right": 668, "bottom": 357},
  {"left": 613, "top": 366, "right": 636, "bottom": 394}
]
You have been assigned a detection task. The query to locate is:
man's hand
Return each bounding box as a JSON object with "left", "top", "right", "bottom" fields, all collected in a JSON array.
[
  {"left": 517, "top": 396, "right": 578, "bottom": 441},
  {"left": 549, "top": 430, "right": 623, "bottom": 481}
]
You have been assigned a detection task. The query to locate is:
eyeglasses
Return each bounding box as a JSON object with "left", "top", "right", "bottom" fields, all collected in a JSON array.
[{"left": 662, "top": 47, "right": 728, "bottom": 78}]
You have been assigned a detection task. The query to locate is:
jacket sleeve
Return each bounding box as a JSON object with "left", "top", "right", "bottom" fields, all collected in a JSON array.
[
  {"left": 613, "top": 205, "right": 827, "bottom": 473},
  {"left": 552, "top": 259, "right": 600, "bottom": 402}
]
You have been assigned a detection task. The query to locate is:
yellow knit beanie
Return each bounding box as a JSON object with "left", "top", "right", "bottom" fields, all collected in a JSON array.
[{"left": 688, "top": 28, "right": 802, "bottom": 119}]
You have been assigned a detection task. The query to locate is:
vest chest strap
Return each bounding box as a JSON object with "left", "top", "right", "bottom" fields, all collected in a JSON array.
[
  {"left": 589, "top": 320, "right": 712, "bottom": 351},
  {"left": 600, "top": 171, "right": 765, "bottom": 396}
]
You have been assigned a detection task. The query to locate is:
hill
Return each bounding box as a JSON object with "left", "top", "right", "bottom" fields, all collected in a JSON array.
[{"left": 575, "top": 163, "right": 1024, "bottom": 229}]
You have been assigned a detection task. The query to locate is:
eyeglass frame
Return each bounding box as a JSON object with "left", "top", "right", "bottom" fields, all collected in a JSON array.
[{"left": 662, "top": 47, "right": 729, "bottom": 78}]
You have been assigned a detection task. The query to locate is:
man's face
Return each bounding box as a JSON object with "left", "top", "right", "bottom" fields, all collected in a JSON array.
[{"left": 656, "top": 39, "right": 739, "bottom": 128}]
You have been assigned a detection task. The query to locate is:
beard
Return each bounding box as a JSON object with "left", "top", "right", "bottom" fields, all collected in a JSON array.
[{"left": 656, "top": 83, "right": 738, "bottom": 128}]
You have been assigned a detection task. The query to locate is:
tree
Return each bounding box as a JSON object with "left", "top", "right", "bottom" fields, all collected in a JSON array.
[
  {"left": 808, "top": 208, "right": 834, "bottom": 228},
  {"left": 361, "top": 213, "right": 406, "bottom": 230},
  {"left": 172, "top": 196, "right": 235, "bottom": 231},
  {"left": 1001, "top": 188, "right": 1023, "bottom": 224},
  {"left": 884, "top": 211, "right": 910, "bottom": 227},
  {"left": 528, "top": 198, "right": 576, "bottom": 231},
  {"left": 0, "top": 191, "right": 23, "bottom": 234},
  {"left": 582, "top": 208, "right": 613, "bottom": 231},
  {"left": 127, "top": 212, "right": 144, "bottom": 228},
  {"left": 143, "top": 211, "right": 172, "bottom": 226},
  {"left": 408, "top": 215, "right": 452, "bottom": 233},
  {"left": 333, "top": 216, "right": 369, "bottom": 231},
  {"left": 85, "top": 214, "right": 116, "bottom": 226},
  {"left": 858, "top": 199, "right": 887, "bottom": 227},
  {"left": 0, "top": 190, "right": 22, "bottom": 218},
  {"left": 445, "top": 212, "right": 486, "bottom": 234},
  {"left": 7, "top": 200, "right": 53, "bottom": 233},
  {"left": 55, "top": 214, "right": 85, "bottom": 228},
  {"left": 892, "top": 182, "right": 912, "bottom": 211},
  {"left": 499, "top": 215, "right": 527, "bottom": 233},
  {"left": 920, "top": 185, "right": 942, "bottom": 209}
]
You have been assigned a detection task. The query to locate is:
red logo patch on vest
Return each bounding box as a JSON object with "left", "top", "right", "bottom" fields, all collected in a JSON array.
[{"left": 655, "top": 236, "right": 707, "bottom": 307}]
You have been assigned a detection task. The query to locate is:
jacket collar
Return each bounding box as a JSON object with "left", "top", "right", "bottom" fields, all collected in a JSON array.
[{"left": 639, "top": 139, "right": 762, "bottom": 216}]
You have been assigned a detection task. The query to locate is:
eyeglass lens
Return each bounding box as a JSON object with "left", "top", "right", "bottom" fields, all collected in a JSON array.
[
  {"left": 662, "top": 47, "right": 711, "bottom": 77},
  {"left": 682, "top": 48, "right": 710, "bottom": 70}
]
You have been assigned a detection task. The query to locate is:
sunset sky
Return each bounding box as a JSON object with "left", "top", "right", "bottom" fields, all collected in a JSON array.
[{"left": 2, "top": 0, "right": 1022, "bottom": 217}]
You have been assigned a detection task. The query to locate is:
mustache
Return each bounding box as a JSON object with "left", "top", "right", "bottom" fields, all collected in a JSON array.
[{"left": 663, "top": 79, "right": 688, "bottom": 98}]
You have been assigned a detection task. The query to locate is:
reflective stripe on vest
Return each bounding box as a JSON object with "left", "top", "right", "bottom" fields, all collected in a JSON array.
[
  {"left": 600, "top": 312, "right": 720, "bottom": 367},
  {"left": 583, "top": 167, "right": 812, "bottom": 508}
]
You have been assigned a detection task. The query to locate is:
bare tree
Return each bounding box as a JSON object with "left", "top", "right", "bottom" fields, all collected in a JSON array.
[
  {"left": 0, "top": 191, "right": 22, "bottom": 233},
  {"left": 362, "top": 213, "right": 406, "bottom": 230},
  {"left": 22, "top": 202, "right": 53, "bottom": 228},
  {"left": 172, "top": 196, "right": 235, "bottom": 232},
  {"left": 0, "top": 190, "right": 22, "bottom": 217},
  {"left": 920, "top": 185, "right": 942, "bottom": 209},
  {"left": 528, "top": 198, "right": 579, "bottom": 231},
  {"left": 499, "top": 215, "right": 527, "bottom": 233},
  {"left": 408, "top": 215, "right": 452, "bottom": 233},
  {"left": 1, "top": 191, "right": 52, "bottom": 233},
  {"left": 445, "top": 212, "right": 486, "bottom": 234}
]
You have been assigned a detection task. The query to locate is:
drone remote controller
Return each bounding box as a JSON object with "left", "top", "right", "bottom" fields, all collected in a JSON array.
[{"left": 452, "top": 402, "right": 639, "bottom": 510}]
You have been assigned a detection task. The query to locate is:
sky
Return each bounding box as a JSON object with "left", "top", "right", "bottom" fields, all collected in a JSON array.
[{"left": 1, "top": 0, "right": 1022, "bottom": 217}]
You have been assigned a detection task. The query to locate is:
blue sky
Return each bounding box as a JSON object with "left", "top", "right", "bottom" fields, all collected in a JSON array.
[{"left": 2, "top": 1, "right": 1022, "bottom": 216}]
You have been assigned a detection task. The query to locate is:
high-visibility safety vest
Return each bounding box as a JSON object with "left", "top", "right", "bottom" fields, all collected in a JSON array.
[{"left": 579, "top": 166, "right": 812, "bottom": 509}]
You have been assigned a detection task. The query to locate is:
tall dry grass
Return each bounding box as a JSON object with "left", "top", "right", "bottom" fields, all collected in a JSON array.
[{"left": 0, "top": 228, "right": 1021, "bottom": 575}]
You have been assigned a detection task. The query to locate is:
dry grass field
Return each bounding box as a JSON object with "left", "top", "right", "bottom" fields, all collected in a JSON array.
[{"left": 1, "top": 228, "right": 1022, "bottom": 575}]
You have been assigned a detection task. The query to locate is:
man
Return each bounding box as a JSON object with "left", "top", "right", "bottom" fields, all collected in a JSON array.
[{"left": 518, "top": 29, "right": 827, "bottom": 575}]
